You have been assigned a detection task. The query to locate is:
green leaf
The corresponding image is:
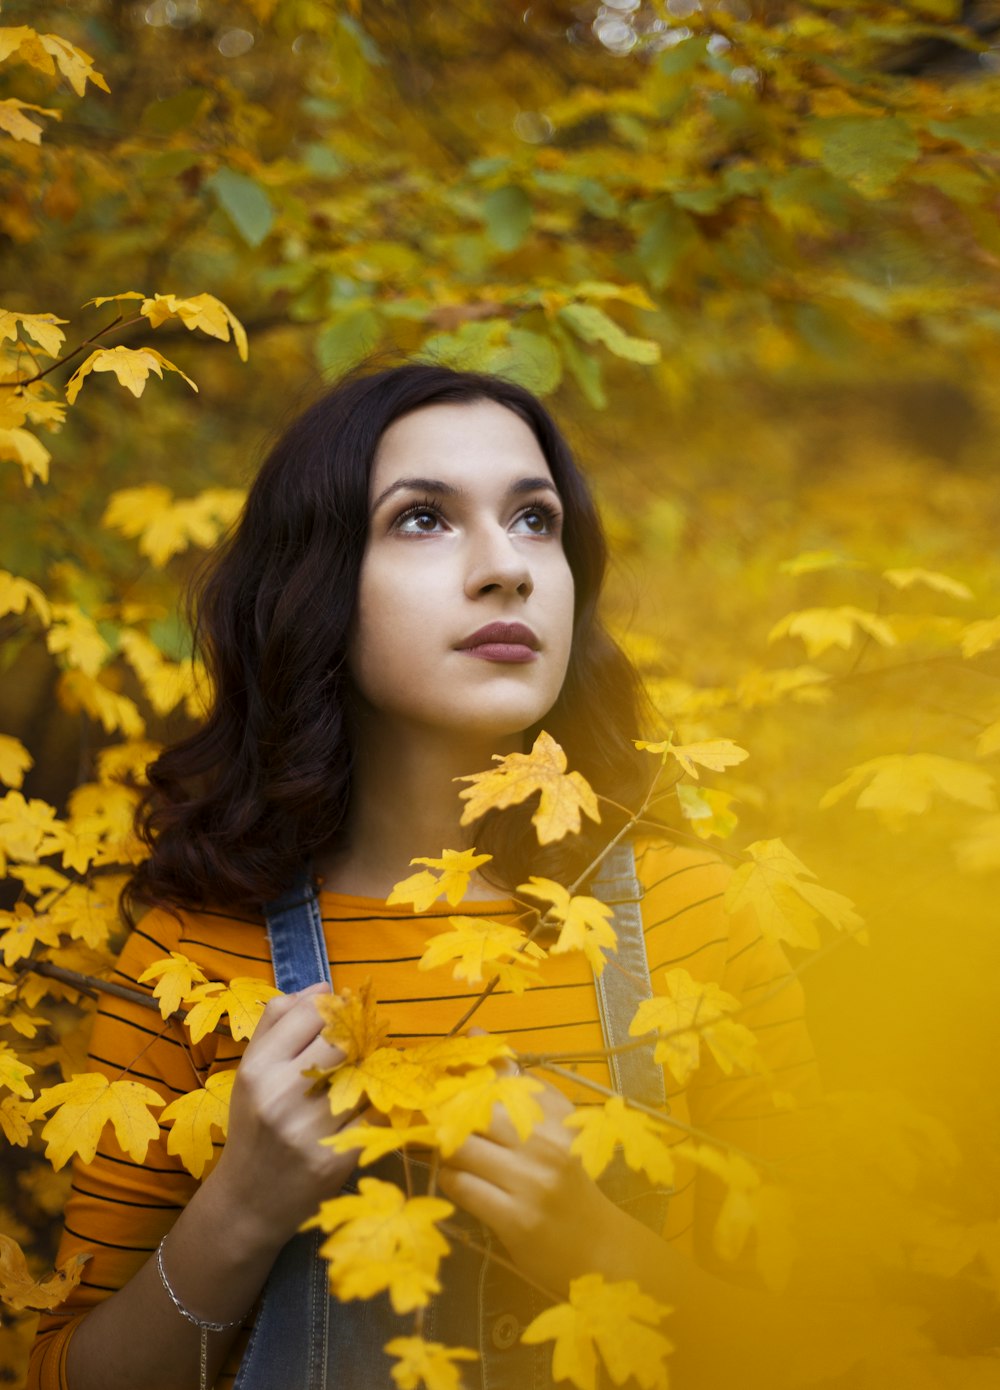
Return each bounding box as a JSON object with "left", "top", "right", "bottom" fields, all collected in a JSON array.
[
  {"left": 559, "top": 304, "right": 660, "bottom": 365},
  {"left": 927, "top": 116, "right": 1000, "bottom": 153},
  {"left": 302, "top": 143, "right": 347, "bottom": 179},
  {"left": 206, "top": 168, "right": 276, "bottom": 248},
  {"left": 315, "top": 308, "right": 381, "bottom": 374},
  {"left": 634, "top": 200, "right": 697, "bottom": 292},
  {"left": 806, "top": 116, "right": 920, "bottom": 195},
  {"left": 658, "top": 35, "right": 710, "bottom": 77},
  {"left": 552, "top": 322, "right": 606, "bottom": 410},
  {"left": 493, "top": 328, "right": 563, "bottom": 395},
  {"left": 483, "top": 186, "right": 532, "bottom": 252}
]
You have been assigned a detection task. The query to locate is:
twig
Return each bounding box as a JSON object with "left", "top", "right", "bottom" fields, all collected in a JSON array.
[
  {"left": 12, "top": 958, "right": 234, "bottom": 1037},
  {"left": 534, "top": 1060, "right": 777, "bottom": 1172}
]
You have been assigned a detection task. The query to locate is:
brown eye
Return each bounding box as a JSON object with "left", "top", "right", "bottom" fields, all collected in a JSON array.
[
  {"left": 395, "top": 501, "right": 446, "bottom": 534},
  {"left": 513, "top": 503, "right": 560, "bottom": 535}
]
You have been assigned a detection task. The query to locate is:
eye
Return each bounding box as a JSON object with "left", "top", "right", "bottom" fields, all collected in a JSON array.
[
  {"left": 393, "top": 500, "right": 446, "bottom": 534},
  {"left": 512, "top": 501, "right": 562, "bottom": 535}
]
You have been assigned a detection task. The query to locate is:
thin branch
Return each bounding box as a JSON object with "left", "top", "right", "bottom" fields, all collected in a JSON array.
[
  {"left": 533, "top": 1061, "right": 777, "bottom": 1173},
  {"left": 1, "top": 313, "right": 141, "bottom": 387},
  {"left": 12, "top": 958, "right": 234, "bottom": 1037}
]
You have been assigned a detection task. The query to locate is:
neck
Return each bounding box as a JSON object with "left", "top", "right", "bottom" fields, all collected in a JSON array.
[{"left": 316, "top": 719, "right": 521, "bottom": 900}]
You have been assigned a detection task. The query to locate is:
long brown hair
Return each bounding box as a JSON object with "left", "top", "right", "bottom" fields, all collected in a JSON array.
[{"left": 124, "top": 362, "right": 650, "bottom": 922}]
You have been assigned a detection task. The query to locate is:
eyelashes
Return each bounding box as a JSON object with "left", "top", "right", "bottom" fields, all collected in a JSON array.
[{"left": 390, "top": 496, "right": 563, "bottom": 535}]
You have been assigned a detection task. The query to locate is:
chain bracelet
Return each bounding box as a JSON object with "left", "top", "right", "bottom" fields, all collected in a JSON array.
[{"left": 155, "top": 1236, "right": 248, "bottom": 1390}]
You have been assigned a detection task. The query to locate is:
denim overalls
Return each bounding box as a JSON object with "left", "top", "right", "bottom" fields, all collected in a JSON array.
[{"left": 234, "top": 844, "right": 671, "bottom": 1390}]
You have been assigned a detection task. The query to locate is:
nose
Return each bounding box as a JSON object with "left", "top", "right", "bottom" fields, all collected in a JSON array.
[{"left": 464, "top": 526, "right": 534, "bottom": 600}]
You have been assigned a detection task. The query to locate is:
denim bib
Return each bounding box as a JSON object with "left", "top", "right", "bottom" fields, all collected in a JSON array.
[{"left": 234, "top": 845, "right": 671, "bottom": 1390}]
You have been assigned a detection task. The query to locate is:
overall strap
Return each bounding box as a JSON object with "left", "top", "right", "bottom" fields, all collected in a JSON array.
[
  {"left": 587, "top": 841, "right": 668, "bottom": 1112},
  {"left": 233, "top": 872, "right": 332, "bottom": 1390},
  {"left": 264, "top": 872, "right": 331, "bottom": 992}
]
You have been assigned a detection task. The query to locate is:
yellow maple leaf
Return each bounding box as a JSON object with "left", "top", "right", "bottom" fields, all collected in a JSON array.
[
  {"left": 65, "top": 346, "right": 198, "bottom": 405},
  {"left": 323, "top": 1120, "right": 438, "bottom": 1165},
  {"left": 321, "top": 1034, "right": 513, "bottom": 1119},
  {"left": 385, "top": 1336, "right": 479, "bottom": 1390},
  {"left": 388, "top": 848, "right": 493, "bottom": 911},
  {"left": 303, "top": 1176, "right": 454, "bottom": 1313},
  {"left": 137, "top": 953, "right": 210, "bottom": 1020},
  {"left": 325, "top": 1048, "right": 443, "bottom": 1117},
  {"left": 117, "top": 630, "right": 199, "bottom": 715},
  {"left": 57, "top": 670, "right": 146, "bottom": 739},
  {"left": 182, "top": 977, "right": 281, "bottom": 1043},
  {"left": 0, "top": 1095, "right": 32, "bottom": 1145},
  {"left": 0, "top": 905, "right": 61, "bottom": 967},
  {"left": 0, "top": 1235, "right": 89, "bottom": 1313},
  {"left": 676, "top": 784, "right": 739, "bottom": 840},
  {"left": 820, "top": 754, "right": 996, "bottom": 823},
  {"left": 27, "top": 1072, "right": 165, "bottom": 1168},
  {"left": 425, "top": 1066, "right": 545, "bottom": 1156},
  {"left": 0, "top": 792, "right": 64, "bottom": 869},
  {"left": 316, "top": 978, "right": 390, "bottom": 1064},
  {"left": 0, "top": 426, "right": 52, "bottom": 485},
  {"left": 724, "top": 838, "right": 864, "bottom": 950},
  {"left": 0, "top": 1041, "right": 34, "bottom": 1099},
  {"left": 102, "top": 485, "right": 244, "bottom": 567},
  {"left": 0, "top": 735, "right": 32, "bottom": 789},
  {"left": 734, "top": 665, "right": 830, "bottom": 710},
  {"left": 95, "top": 739, "right": 160, "bottom": 784},
  {"left": 563, "top": 1095, "right": 676, "bottom": 1186},
  {"left": 0, "top": 98, "right": 60, "bottom": 144},
  {"left": 517, "top": 877, "right": 617, "bottom": 975},
  {"left": 0, "top": 570, "right": 51, "bottom": 625},
  {"left": 673, "top": 1142, "right": 768, "bottom": 1263},
  {"left": 36, "top": 32, "right": 110, "bottom": 95},
  {"left": 883, "top": 567, "right": 973, "bottom": 601},
  {"left": 456, "top": 730, "right": 600, "bottom": 844},
  {"left": 418, "top": 916, "right": 545, "bottom": 991},
  {"left": 0, "top": 309, "right": 68, "bottom": 358},
  {"left": 160, "top": 1069, "right": 235, "bottom": 1178},
  {"left": 46, "top": 603, "right": 111, "bottom": 677},
  {"left": 140, "top": 292, "right": 249, "bottom": 362},
  {"left": 634, "top": 737, "right": 749, "bottom": 779},
  {"left": 768, "top": 606, "right": 897, "bottom": 658},
  {"left": 630, "top": 968, "right": 745, "bottom": 1087},
  {"left": 521, "top": 1272, "right": 673, "bottom": 1390}
]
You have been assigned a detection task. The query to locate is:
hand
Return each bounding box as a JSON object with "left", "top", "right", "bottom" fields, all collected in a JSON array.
[
  {"left": 205, "top": 983, "right": 362, "bottom": 1250},
  {"left": 436, "top": 1054, "right": 622, "bottom": 1296}
]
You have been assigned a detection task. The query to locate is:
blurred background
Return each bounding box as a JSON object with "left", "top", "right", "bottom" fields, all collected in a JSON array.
[{"left": 1, "top": 1, "right": 999, "bottom": 1384}]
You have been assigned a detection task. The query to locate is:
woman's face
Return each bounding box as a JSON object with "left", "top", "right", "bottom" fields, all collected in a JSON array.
[{"left": 348, "top": 398, "right": 575, "bottom": 745}]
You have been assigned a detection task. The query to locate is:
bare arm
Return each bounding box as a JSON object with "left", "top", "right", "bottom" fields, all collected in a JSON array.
[{"left": 66, "top": 984, "right": 358, "bottom": 1390}]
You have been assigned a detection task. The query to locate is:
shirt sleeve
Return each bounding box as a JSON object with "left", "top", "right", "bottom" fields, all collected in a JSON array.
[
  {"left": 26, "top": 907, "right": 224, "bottom": 1390},
  {"left": 635, "top": 838, "right": 825, "bottom": 1276}
]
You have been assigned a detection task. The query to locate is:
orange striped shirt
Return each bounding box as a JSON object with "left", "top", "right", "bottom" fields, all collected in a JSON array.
[{"left": 28, "top": 840, "right": 822, "bottom": 1390}]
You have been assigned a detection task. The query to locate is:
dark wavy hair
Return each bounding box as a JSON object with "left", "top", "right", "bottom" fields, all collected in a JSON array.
[{"left": 124, "top": 362, "right": 651, "bottom": 922}]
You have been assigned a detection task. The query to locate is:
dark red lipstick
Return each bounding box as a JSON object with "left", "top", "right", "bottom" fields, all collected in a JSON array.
[{"left": 456, "top": 622, "right": 539, "bottom": 663}]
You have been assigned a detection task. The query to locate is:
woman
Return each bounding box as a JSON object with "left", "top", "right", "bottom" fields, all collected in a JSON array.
[{"left": 29, "top": 363, "right": 821, "bottom": 1390}]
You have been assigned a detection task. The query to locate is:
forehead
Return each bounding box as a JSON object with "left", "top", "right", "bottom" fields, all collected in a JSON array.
[{"left": 371, "top": 399, "right": 553, "bottom": 491}]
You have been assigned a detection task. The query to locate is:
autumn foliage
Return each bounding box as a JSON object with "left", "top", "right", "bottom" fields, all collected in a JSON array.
[{"left": 2, "top": 1, "right": 999, "bottom": 1387}]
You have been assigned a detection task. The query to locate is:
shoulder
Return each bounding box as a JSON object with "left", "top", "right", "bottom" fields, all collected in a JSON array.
[
  {"left": 630, "top": 835, "right": 752, "bottom": 986},
  {"left": 632, "top": 835, "right": 731, "bottom": 900},
  {"left": 114, "top": 899, "right": 270, "bottom": 987}
]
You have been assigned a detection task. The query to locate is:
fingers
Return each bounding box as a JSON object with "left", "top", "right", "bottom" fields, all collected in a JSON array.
[{"left": 245, "top": 983, "right": 333, "bottom": 1063}]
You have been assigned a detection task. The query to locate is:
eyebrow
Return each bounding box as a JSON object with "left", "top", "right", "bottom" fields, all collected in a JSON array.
[{"left": 370, "top": 475, "right": 561, "bottom": 513}]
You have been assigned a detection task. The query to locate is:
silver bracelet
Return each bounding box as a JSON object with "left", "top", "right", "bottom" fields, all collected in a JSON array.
[{"left": 155, "top": 1236, "right": 247, "bottom": 1390}]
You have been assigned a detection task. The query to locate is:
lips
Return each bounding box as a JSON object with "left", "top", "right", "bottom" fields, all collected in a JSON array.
[{"left": 456, "top": 621, "right": 540, "bottom": 663}]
